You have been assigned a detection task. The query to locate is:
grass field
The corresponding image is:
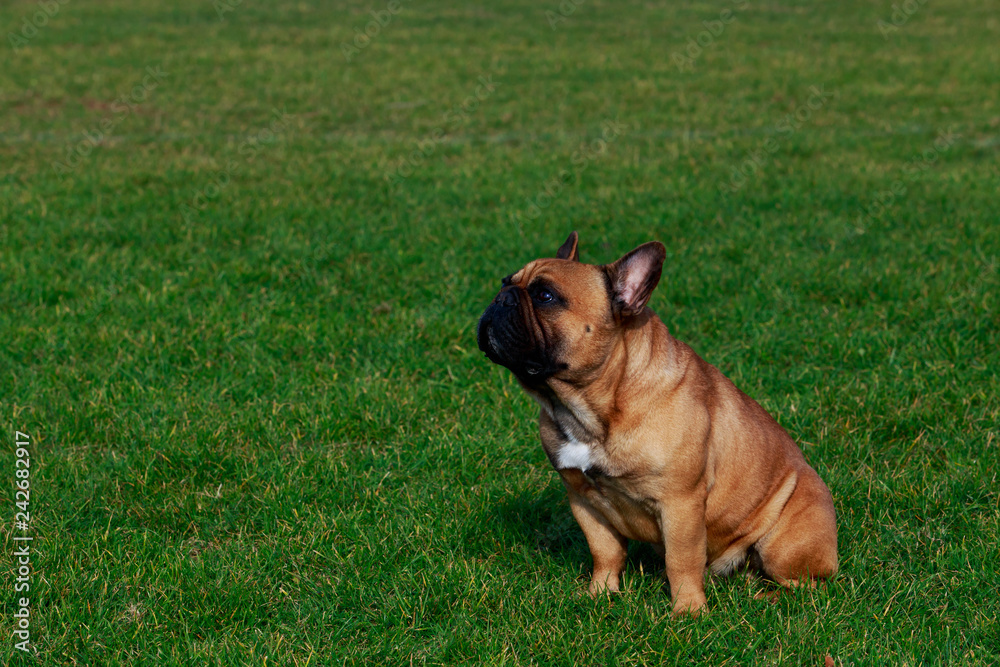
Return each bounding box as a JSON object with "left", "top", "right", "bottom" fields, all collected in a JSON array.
[{"left": 2, "top": 0, "right": 999, "bottom": 663}]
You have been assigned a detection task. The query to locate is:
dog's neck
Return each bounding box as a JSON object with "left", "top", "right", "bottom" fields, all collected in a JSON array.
[
  {"left": 531, "top": 384, "right": 602, "bottom": 442},
  {"left": 530, "top": 310, "right": 678, "bottom": 443}
]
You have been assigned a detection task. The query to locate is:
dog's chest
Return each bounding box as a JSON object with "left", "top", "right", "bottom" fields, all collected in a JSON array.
[
  {"left": 551, "top": 437, "right": 663, "bottom": 545},
  {"left": 554, "top": 435, "right": 594, "bottom": 471}
]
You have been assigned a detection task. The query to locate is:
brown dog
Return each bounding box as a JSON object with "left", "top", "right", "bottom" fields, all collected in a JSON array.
[{"left": 477, "top": 232, "right": 837, "bottom": 614}]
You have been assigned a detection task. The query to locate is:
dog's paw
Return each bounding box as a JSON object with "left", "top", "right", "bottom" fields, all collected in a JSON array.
[
  {"left": 587, "top": 573, "right": 621, "bottom": 597},
  {"left": 671, "top": 594, "right": 707, "bottom": 617}
]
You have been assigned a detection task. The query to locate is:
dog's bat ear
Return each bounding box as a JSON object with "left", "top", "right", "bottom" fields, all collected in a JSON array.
[
  {"left": 607, "top": 241, "right": 666, "bottom": 317},
  {"left": 556, "top": 231, "right": 580, "bottom": 261}
]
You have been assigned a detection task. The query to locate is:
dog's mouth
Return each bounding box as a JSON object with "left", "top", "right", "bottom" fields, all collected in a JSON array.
[
  {"left": 477, "top": 317, "right": 514, "bottom": 366},
  {"left": 477, "top": 310, "right": 552, "bottom": 381},
  {"left": 487, "top": 327, "right": 501, "bottom": 356}
]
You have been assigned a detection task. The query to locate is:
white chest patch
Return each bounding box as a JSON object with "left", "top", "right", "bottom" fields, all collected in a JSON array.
[{"left": 555, "top": 437, "right": 593, "bottom": 470}]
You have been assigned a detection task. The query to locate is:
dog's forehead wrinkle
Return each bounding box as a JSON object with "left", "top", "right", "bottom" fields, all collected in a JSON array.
[
  {"left": 522, "top": 262, "right": 607, "bottom": 302},
  {"left": 511, "top": 260, "right": 545, "bottom": 284}
]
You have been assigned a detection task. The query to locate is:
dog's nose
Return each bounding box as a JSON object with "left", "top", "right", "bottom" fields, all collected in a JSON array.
[{"left": 497, "top": 287, "right": 519, "bottom": 308}]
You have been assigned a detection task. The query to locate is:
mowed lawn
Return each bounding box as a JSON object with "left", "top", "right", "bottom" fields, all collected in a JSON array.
[{"left": 1, "top": 0, "right": 998, "bottom": 663}]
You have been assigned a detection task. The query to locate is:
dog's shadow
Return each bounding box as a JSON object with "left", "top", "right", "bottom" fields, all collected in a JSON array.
[{"left": 468, "top": 483, "right": 665, "bottom": 583}]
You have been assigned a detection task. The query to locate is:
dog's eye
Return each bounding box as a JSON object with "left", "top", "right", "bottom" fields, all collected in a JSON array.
[{"left": 535, "top": 289, "right": 554, "bottom": 304}]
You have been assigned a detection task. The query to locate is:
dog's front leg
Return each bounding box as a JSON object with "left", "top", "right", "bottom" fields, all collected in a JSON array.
[
  {"left": 660, "top": 495, "right": 709, "bottom": 615},
  {"left": 564, "top": 485, "right": 628, "bottom": 596}
]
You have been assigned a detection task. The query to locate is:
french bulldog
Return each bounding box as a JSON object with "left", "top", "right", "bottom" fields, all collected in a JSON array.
[{"left": 477, "top": 232, "right": 837, "bottom": 614}]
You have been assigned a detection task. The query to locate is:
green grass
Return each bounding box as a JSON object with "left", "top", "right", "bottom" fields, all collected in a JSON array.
[{"left": 1, "top": 0, "right": 998, "bottom": 663}]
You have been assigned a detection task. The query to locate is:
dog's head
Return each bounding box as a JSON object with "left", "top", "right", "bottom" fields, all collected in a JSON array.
[{"left": 476, "top": 232, "right": 666, "bottom": 385}]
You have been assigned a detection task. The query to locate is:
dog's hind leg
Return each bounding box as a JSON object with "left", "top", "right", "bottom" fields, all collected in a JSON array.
[{"left": 753, "top": 465, "right": 838, "bottom": 588}]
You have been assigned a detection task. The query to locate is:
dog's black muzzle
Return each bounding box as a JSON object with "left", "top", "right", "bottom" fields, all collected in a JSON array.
[{"left": 477, "top": 287, "right": 551, "bottom": 382}]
